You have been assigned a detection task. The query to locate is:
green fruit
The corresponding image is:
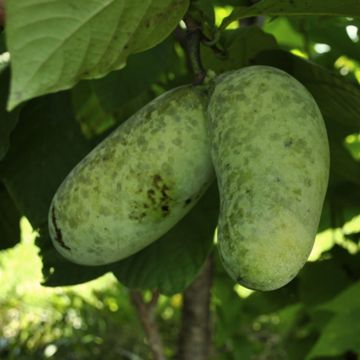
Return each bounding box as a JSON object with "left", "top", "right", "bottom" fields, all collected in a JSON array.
[
  {"left": 208, "top": 66, "right": 330, "bottom": 291},
  {"left": 49, "top": 86, "right": 214, "bottom": 266}
]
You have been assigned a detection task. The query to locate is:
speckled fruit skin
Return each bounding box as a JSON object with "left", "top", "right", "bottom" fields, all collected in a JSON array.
[
  {"left": 49, "top": 85, "right": 214, "bottom": 266},
  {"left": 208, "top": 66, "right": 330, "bottom": 291}
]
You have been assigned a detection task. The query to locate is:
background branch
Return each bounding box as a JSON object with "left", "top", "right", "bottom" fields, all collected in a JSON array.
[
  {"left": 176, "top": 256, "right": 213, "bottom": 360},
  {"left": 130, "top": 290, "right": 166, "bottom": 360}
]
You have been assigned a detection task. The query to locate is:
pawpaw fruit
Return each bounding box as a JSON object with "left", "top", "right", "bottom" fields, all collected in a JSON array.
[
  {"left": 49, "top": 85, "right": 214, "bottom": 265},
  {"left": 208, "top": 65, "right": 330, "bottom": 291}
]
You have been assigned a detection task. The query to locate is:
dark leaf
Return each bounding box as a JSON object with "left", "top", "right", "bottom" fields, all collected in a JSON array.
[
  {"left": 0, "top": 92, "right": 92, "bottom": 228},
  {"left": 0, "top": 182, "right": 21, "bottom": 250},
  {"left": 91, "top": 37, "right": 181, "bottom": 113},
  {"left": 201, "top": 26, "right": 277, "bottom": 73},
  {"left": 0, "top": 68, "right": 20, "bottom": 160}
]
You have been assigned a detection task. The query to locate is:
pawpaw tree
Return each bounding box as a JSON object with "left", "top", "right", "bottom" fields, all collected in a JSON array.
[{"left": 1, "top": 1, "right": 360, "bottom": 359}]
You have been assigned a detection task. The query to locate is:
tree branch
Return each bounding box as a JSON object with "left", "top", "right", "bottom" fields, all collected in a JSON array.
[
  {"left": 130, "top": 290, "right": 166, "bottom": 360},
  {"left": 176, "top": 256, "right": 213, "bottom": 360}
]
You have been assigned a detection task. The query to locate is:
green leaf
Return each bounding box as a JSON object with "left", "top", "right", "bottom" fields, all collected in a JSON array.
[
  {"left": 91, "top": 37, "right": 181, "bottom": 113},
  {"left": 5, "top": 0, "right": 189, "bottom": 110},
  {"left": 0, "top": 182, "right": 21, "bottom": 250},
  {"left": 220, "top": 0, "right": 360, "bottom": 30},
  {"left": 263, "top": 17, "right": 305, "bottom": 50},
  {"left": 318, "top": 280, "right": 360, "bottom": 315},
  {"left": 201, "top": 26, "right": 277, "bottom": 73},
  {"left": 0, "top": 67, "right": 20, "bottom": 160},
  {"left": 289, "top": 17, "right": 360, "bottom": 62},
  {"left": 112, "top": 183, "right": 219, "bottom": 295},
  {"left": 0, "top": 92, "right": 92, "bottom": 227},
  {"left": 299, "top": 259, "right": 351, "bottom": 307},
  {"left": 188, "top": 0, "right": 215, "bottom": 28},
  {"left": 71, "top": 81, "right": 116, "bottom": 139},
  {"left": 306, "top": 309, "right": 360, "bottom": 359},
  {"left": 305, "top": 268, "right": 360, "bottom": 359}
]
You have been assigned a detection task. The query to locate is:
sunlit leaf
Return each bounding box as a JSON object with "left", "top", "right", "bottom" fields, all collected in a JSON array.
[{"left": 5, "top": 0, "right": 189, "bottom": 109}]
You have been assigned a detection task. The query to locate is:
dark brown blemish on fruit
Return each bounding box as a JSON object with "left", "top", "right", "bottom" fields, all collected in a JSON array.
[
  {"left": 152, "top": 174, "right": 171, "bottom": 217},
  {"left": 147, "top": 189, "right": 156, "bottom": 204},
  {"left": 304, "top": 178, "right": 312, "bottom": 187},
  {"left": 161, "top": 205, "right": 170, "bottom": 216},
  {"left": 184, "top": 198, "right": 192, "bottom": 206},
  {"left": 284, "top": 138, "right": 293, "bottom": 148},
  {"left": 51, "top": 206, "right": 71, "bottom": 251}
]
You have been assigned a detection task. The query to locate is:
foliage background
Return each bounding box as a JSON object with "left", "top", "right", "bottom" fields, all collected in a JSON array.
[{"left": 1, "top": 0, "right": 360, "bottom": 359}]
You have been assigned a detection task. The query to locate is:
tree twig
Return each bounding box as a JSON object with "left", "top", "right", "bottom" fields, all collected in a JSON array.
[
  {"left": 130, "top": 290, "right": 166, "bottom": 360},
  {"left": 176, "top": 256, "right": 214, "bottom": 360}
]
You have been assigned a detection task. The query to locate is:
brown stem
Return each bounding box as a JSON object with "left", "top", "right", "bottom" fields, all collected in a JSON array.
[
  {"left": 183, "top": 15, "right": 206, "bottom": 85},
  {"left": 176, "top": 257, "right": 213, "bottom": 360},
  {"left": 130, "top": 290, "right": 166, "bottom": 360}
]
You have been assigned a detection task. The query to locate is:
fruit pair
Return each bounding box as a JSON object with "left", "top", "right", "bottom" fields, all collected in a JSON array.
[{"left": 49, "top": 66, "right": 330, "bottom": 291}]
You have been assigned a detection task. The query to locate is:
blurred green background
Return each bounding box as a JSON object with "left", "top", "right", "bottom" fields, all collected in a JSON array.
[{"left": 1, "top": 3, "right": 360, "bottom": 360}]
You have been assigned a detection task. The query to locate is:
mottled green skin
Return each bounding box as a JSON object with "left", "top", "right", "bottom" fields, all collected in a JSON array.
[
  {"left": 49, "top": 86, "right": 214, "bottom": 266},
  {"left": 208, "top": 66, "right": 330, "bottom": 291}
]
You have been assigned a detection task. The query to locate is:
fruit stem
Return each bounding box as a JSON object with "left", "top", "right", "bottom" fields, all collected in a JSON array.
[{"left": 184, "top": 15, "right": 206, "bottom": 85}]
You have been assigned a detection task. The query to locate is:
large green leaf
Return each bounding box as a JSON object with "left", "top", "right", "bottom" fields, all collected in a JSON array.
[
  {"left": 71, "top": 81, "right": 116, "bottom": 139},
  {"left": 306, "top": 308, "right": 360, "bottom": 359},
  {"left": 299, "top": 258, "right": 352, "bottom": 307},
  {"left": 5, "top": 0, "right": 189, "bottom": 110},
  {"left": 220, "top": 0, "right": 360, "bottom": 30},
  {"left": 263, "top": 17, "right": 305, "bottom": 50},
  {"left": 91, "top": 36, "right": 181, "bottom": 113},
  {"left": 0, "top": 68, "right": 20, "bottom": 160},
  {"left": 0, "top": 182, "right": 21, "bottom": 250},
  {"left": 0, "top": 92, "right": 92, "bottom": 227},
  {"left": 319, "top": 280, "right": 360, "bottom": 315},
  {"left": 306, "top": 278, "right": 360, "bottom": 358}
]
